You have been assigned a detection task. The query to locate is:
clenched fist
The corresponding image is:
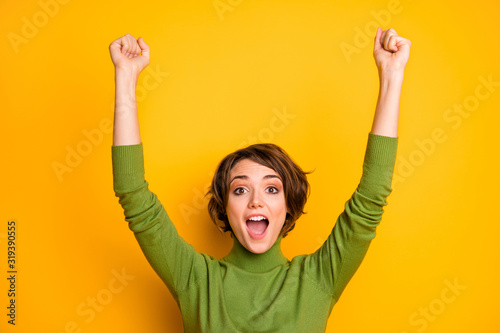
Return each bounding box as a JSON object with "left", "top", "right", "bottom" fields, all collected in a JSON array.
[
  {"left": 373, "top": 28, "right": 411, "bottom": 73},
  {"left": 109, "top": 34, "right": 150, "bottom": 75}
]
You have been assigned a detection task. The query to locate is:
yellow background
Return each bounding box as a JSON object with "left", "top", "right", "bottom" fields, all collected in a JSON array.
[{"left": 1, "top": 0, "right": 499, "bottom": 332}]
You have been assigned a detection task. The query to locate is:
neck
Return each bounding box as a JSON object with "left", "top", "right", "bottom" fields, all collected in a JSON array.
[{"left": 223, "top": 235, "right": 288, "bottom": 272}]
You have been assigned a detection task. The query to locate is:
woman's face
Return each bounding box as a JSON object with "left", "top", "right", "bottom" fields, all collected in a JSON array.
[{"left": 226, "top": 158, "right": 288, "bottom": 254}]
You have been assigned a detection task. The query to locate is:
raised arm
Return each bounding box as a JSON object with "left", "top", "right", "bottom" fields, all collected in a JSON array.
[
  {"left": 370, "top": 27, "right": 411, "bottom": 138},
  {"left": 109, "top": 35, "right": 207, "bottom": 297},
  {"left": 305, "top": 27, "right": 410, "bottom": 301},
  {"left": 109, "top": 34, "right": 150, "bottom": 146}
]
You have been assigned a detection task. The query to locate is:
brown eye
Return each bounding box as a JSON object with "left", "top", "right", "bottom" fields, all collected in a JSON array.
[
  {"left": 267, "top": 186, "right": 279, "bottom": 194},
  {"left": 234, "top": 187, "right": 247, "bottom": 195}
]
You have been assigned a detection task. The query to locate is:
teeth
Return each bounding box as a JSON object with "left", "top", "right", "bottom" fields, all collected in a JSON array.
[{"left": 247, "top": 216, "right": 267, "bottom": 221}]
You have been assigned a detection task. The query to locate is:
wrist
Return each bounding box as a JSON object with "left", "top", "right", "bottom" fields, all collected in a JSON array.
[
  {"left": 378, "top": 68, "right": 405, "bottom": 81},
  {"left": 115, "top": 66, "right": 140, "bottom": 84},
  {"left": 114, "top": 68, "right": 139, "bottom": 114},
  {"left": 114, "top": 67, "right": 139, "bottom": 100},
  {"left": 378, "top": 69, "right": 404, "bottom": 91}
]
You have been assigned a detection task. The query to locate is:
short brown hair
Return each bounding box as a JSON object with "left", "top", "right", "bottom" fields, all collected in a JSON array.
[{"left": 206, "top": 143, "right": 312, "bottom": 238}]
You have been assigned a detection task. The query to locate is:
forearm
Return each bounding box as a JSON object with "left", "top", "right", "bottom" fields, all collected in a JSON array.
[
  {"left": 113, "top": 68, "right": 141, "bottom": 146},
  {"left": 307, "top": 134, "right": 398, "bottom": 298},
  {"left": 370, "top": 70, "right": 405, "bottom": 138},
  {"left": 112, "top": 143, "right": 203, "bottom": 294}
]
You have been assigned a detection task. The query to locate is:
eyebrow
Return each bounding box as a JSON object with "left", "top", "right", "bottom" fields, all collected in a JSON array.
[{"left": 229, "top": 174, "right": 281, "bottom": 185}]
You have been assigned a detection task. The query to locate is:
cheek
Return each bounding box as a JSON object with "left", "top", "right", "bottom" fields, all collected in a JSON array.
[
  {"left": 273, "top": 194, "right": 287, "bottom": 211},
  {"left": 226, "top": 198, "right": 242, "bottom": 220}
]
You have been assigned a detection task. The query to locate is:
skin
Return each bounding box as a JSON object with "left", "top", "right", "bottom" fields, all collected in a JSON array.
[
  {"left": 109, "top": 34, "right": 150, "bottom": 146},
  {"left": 371, "top": 27, "right": 411, "bottom": 138},
  {"left": 226, "top": 159, "right": 289, "bottom": 254},
  {"left": 109, "top": 27, "right": 411, "bottom": 253}
]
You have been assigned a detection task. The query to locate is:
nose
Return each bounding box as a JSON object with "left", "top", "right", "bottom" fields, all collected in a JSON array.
[{"left": 248, "top": 190, "right": 264, "bottom": 208}]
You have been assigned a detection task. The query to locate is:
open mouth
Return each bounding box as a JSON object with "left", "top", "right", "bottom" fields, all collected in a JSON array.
[{"left": 246, "top": 217, "right": 269, "bottom": 239}]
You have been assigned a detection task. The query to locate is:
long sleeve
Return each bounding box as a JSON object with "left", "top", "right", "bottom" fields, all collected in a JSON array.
[
  {"left": 304, "top": 133, "right": 398, "bottom": 302},
  {"left": 111, "top": 143, "right": 207, "bottom": 302}
]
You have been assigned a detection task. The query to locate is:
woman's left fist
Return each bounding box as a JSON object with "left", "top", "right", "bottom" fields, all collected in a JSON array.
[{"left": 373, "top": 27, "right": 411, "bottom": 73}]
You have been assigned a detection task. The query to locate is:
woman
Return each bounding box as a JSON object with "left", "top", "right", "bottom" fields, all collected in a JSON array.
[{"left": 109, "top": 27, "right": 411, "bottom": 332}]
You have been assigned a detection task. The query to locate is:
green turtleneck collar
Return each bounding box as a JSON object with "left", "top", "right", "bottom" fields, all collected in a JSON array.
[{"left": 222, "top": 235, "right": 289, "bottom": 273}]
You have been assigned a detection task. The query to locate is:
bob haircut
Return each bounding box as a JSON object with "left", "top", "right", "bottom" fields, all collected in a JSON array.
[{"left": 206, "top": 143, "right": 312, "bottom": 238}]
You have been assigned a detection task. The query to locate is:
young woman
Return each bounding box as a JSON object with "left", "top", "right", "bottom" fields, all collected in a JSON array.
[{"left": 109, "top": 27, "right": 411, "bottom": 332}]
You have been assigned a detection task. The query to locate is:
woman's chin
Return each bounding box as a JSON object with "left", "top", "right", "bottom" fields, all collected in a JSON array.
[
  {"left": 237, "top": 235, "right": 264, "bottom": 253},
  {"left": 243, "top": 235, "right": 275, "bottom": 254},
  {"left": 246, "top": 242, "right": 270, "bottom": 254}
]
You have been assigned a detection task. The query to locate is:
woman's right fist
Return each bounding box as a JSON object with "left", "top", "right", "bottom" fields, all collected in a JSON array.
[{"left": 109, "top": 34, "right": 150, "bottom": 75}]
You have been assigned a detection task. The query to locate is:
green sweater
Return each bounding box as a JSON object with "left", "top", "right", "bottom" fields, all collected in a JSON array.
[{"left": 112, "top": 133, "right": 398, "bottom": 332}]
